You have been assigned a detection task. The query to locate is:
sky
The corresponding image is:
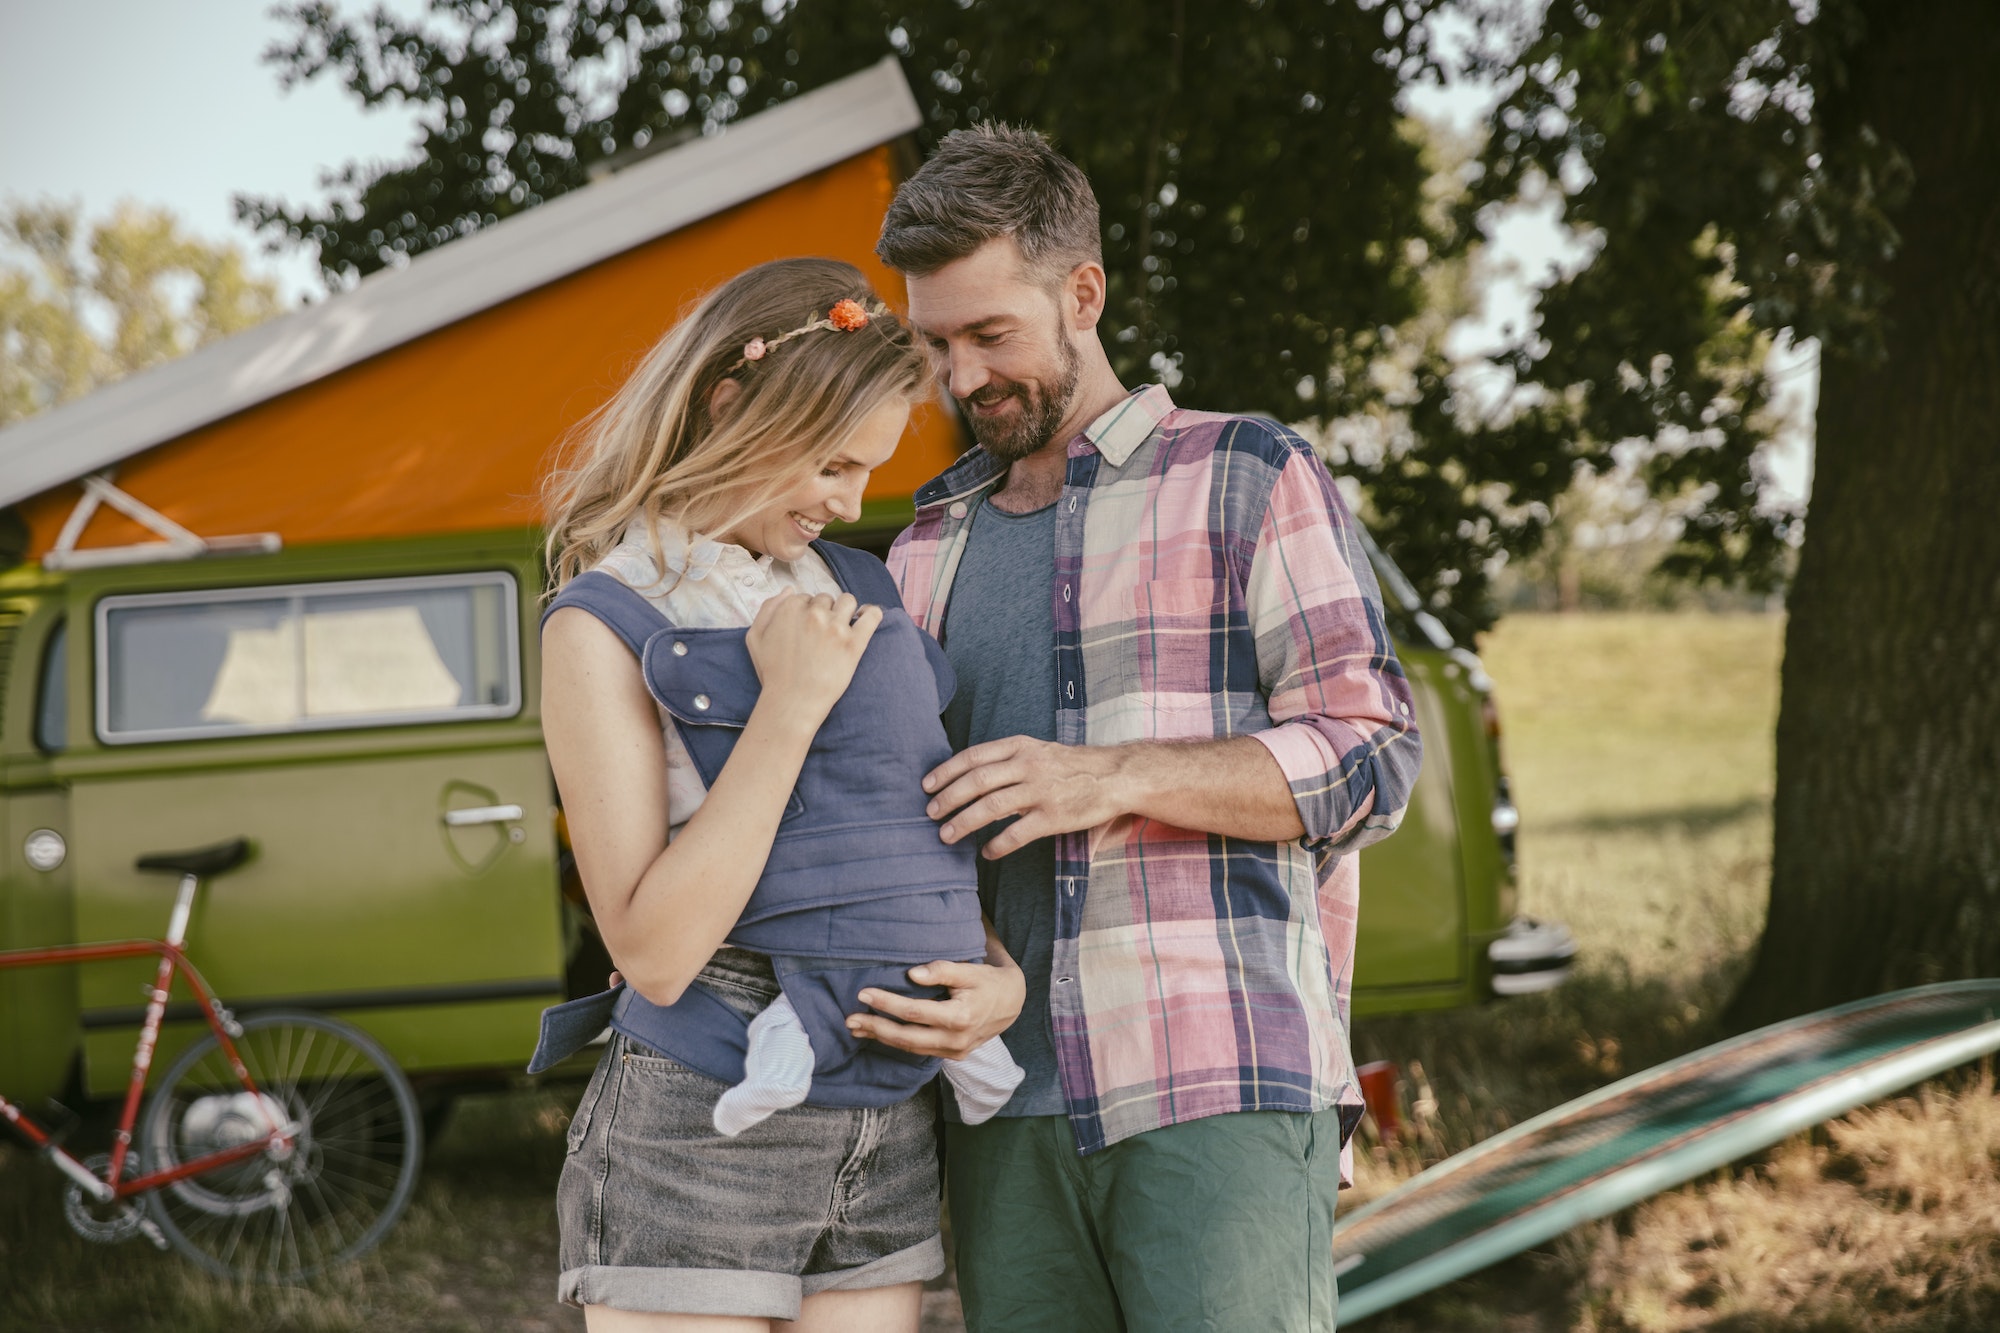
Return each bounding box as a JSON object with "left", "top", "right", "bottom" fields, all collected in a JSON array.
[
  {"left": 0, "top": 0, "right": 419, "bottom": 304},
  {"left": 0, "top": 1, "right": 1811, "bottom": 504}
]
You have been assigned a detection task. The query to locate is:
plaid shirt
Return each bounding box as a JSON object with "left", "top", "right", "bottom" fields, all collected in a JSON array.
[{"left": 889, "top": 384, "right": 1421, "bottom": 1155}]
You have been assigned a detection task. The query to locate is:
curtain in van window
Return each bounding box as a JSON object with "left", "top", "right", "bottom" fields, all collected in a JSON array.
[{"left": 100, "top": 576, "right": 515, "bottom": 740}]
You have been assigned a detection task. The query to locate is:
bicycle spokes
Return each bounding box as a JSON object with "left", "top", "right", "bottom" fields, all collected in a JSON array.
[{"left": 141, "top": 1012, "right": 421, "bottom": 1282}]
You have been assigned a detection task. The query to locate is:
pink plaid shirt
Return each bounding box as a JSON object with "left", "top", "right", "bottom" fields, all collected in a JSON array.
[{"left": 889, "top": 385, "right": 1421, "bottom": 1155}]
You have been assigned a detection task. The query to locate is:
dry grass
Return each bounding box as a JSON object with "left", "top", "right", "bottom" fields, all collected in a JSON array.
[{"left": 1567, "top": 1073, "right": 2000, "bottom": 1331}]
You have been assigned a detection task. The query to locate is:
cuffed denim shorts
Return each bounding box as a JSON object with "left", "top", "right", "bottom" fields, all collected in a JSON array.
[{"left": 555, "top": 952, "right": 945, "bottom": 1320}]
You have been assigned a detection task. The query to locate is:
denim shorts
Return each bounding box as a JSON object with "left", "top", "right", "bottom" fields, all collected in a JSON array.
[{"left": 555, "top": 952, "right": 945, "bottom": 1319}]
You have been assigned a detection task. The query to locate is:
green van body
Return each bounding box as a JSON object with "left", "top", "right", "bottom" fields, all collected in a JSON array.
[{"left": 0, "top": 525, "right": 1529, "bottom": 1108}]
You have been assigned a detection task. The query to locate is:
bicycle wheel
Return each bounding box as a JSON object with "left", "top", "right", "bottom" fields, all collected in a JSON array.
[{"left": 138, "top": 1010, "right": 422, "bottom": 1281}]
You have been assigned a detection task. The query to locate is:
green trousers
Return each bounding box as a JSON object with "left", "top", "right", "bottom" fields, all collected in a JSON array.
[{"left": 945, "top": 1109, "right": 1349, "bottom": 1332}]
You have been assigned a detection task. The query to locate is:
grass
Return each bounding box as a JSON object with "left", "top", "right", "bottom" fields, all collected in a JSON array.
[
  {"left": 7, "top": 610, "right": 1995, "bottom": 1330},
  {"left": 1349, "top": 613, "right": 1782, "bottom": 1165},
  {"left": 1351, "top": 611, "right": 2000, "bottom": 1331},
  {"left": 0, "top": 1087, "right": 582, "bottom": 1332}
]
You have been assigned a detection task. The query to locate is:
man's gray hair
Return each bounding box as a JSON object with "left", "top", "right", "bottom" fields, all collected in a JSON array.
[{"left": 876, "top": 123, "right": 1102, "bottom": 284}]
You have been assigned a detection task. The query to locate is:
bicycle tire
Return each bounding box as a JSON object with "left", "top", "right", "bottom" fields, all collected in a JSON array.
[{"left": 138, "top": 1010, "right": 423, "bottom": 1282}]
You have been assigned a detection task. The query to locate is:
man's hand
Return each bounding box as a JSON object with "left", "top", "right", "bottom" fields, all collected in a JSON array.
[
  {"left": 926, "top": 733, "right": 1309, "bottom": 848},
  {"left": 847, "top": 946, "right": 1027, "bottom": 1060},
  {"left": 923, "top": 735, "right": 1129, "bottom": 859}
]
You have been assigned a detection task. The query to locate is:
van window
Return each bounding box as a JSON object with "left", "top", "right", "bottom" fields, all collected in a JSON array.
[
  {"left": 96, "top": 573, "right": 520, "bottom": 744},
  {"left": 36, "top": 619, "right": 66, "bottom": 753}
]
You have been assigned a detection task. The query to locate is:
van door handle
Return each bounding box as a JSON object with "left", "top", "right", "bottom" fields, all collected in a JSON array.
[{"left": 442, "top": 804, "right": 524, "bottom": 827}]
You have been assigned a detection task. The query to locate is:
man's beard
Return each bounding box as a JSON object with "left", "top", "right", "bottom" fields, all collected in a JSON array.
[{"left": 962, "top": 321, "right": 1082, "bottom": 463}]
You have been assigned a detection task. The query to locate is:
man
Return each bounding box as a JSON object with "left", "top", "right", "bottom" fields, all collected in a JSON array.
[{"left": 847, "top": 124, "right": 1421, "bottom": 1331}]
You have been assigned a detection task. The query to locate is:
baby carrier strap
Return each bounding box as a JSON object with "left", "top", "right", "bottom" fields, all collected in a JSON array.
[
  {"left": 541, "top": 569, "right": 673, "bottom": 657},
  {"left": 811, "top": 539, "right": 956, "bottom": 710},
  {"left": 523, "top": 974, "right": 946, "bottom": 1108},
  {"left": 811, "top": 538, "right": 901, "bottom": 606},
  {"left": 522, "top": 982, "right": 752, "bottom": 1079}
]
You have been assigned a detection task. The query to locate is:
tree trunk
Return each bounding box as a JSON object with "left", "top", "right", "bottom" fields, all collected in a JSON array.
[{"left": 1728, "top": 1, "right": 2000, "bottom": 1027}]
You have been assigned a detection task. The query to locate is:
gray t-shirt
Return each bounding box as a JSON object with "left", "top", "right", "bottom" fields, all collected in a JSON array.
[{"left": 940, "top": 496, "right": 1065, "bottom": 1117}]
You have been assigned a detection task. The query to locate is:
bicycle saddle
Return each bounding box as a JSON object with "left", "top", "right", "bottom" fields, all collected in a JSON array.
[{"left": 134, "top": 838, "right": 251, "bottom": 879}]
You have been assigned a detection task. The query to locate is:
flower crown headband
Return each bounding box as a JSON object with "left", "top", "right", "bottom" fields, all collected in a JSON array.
[{"left": 725, "top": 297, "right": 889, "bottom": 374}]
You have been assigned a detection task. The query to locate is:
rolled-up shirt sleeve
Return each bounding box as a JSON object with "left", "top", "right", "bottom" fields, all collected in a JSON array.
[{"left": 1246, "top": 445, "right": 1422, "bottom": 852}]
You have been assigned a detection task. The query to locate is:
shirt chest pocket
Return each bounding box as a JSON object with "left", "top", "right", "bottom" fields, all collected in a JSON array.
[{"left": 1128, "top": 578, "right": 1227, "bottom": 738}]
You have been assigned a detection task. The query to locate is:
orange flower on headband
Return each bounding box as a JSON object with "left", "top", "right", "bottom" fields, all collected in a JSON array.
[{"left": 727, "top": 297, "right": 888, "bottom": 372}]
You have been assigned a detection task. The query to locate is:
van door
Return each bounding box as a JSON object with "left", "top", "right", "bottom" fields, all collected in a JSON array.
[
  {"left": 60, "top": 552, "right": 562, "bottom": 1094},
  {"left": 0, "top": 588, "right": 78, "bottom": 1108}
]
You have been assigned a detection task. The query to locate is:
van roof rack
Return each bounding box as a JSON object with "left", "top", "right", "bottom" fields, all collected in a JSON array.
[{"left": 41, "top": 474, "right": 280, "bottom": 571}]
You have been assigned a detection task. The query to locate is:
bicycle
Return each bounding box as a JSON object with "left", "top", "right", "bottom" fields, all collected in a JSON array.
[{"left": 0, "top": 838, "right": 423, "bottom": 1281}]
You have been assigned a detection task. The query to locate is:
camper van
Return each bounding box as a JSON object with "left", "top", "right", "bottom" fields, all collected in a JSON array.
[{"left": 0, "top": 62, "right": 1571, "bottom": 1121}]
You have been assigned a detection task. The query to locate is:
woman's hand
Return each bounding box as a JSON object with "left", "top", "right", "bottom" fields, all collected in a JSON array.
[
  {"left": 844, "top": 930, "right": 1027, "bottom": 1060},
  {"left": 745, "top": 590, "right": 884, "bottom": 725}
]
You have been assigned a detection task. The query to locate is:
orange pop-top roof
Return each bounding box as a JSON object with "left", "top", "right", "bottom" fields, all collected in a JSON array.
[{"left": 20, "top": 145, "right": 959, "bottom": 559}]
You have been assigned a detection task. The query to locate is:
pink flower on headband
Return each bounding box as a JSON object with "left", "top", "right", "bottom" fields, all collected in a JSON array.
[
  {"left": 828, "top": 299, "right": 870, "bottom": 331},
  {"left": 742, "top": 337, "right": 767, "bottom": 362}
]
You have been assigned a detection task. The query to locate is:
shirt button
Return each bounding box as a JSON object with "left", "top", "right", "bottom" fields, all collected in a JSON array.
[
  {"left": 693, "top": 694, "right": 711, "bottom": 711},
  {"left": 1056, "top": 977, "right": 1074, "bottom": 985},
  {"left": 948, "top": 501, "right": 968, "bottom": 519},
  {"left": 671, "top": 641, "right": 688, "bottom": 657},
  {"left": 1062, "top": 584, "right": 1072, "bottom": 602},
  {"left": 1067, "top": 496, "right": 1078, "bottom": 512}
]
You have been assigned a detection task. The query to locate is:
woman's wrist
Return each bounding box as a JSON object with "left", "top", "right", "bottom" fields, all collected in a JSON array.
[{"left": 746, "top": 689, "right": 833, "bottom": 738}]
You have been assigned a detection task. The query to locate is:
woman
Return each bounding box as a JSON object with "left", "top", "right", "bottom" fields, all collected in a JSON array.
[{"left": 538, "top": 257, "right": 1025, "bottom": 1332}]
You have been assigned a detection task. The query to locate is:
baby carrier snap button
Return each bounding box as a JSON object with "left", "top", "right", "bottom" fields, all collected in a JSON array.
[
  {"left": 694, "top": 694, "right": 711, "bottom": 710},
  {"left": 672, "top": 641, "right": 688, "bottom": 656}
]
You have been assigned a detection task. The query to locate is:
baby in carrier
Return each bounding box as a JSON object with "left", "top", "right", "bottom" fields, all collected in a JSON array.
[{"left": 529, "top": 538, "right": 1023, "bottom": 1135}]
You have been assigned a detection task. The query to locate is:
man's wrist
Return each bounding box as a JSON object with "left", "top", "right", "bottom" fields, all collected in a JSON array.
[{"left": 1099, "top": 741, "right": 1155, "bottom": 822}]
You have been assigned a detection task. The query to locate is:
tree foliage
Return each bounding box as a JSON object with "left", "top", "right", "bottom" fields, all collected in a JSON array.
[
  {"left": 243, "top": 0, "right": 1899, "bottom": 639},
  {"left": 1466, "top": 0, "right": 1907, "bottom": 591},
  {"left": 0, "top": 202, "right": 283, "bottom": 428}
]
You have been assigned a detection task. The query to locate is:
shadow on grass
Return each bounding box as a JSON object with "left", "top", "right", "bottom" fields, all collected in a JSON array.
[
  {"left": 1538, "top": 797, "right": 1769, "bottom": 838},
  {"left": 0, "top": 1083, "right": 586, "bottom": 1333}
]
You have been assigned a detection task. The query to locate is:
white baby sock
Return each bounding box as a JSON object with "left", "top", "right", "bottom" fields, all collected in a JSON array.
[
  {"left": 713, "top": 995, "right": 817, "bottom": 1137},
  {"left": 944, "top": 1036, "right": 1027, "bottom": 1125}
]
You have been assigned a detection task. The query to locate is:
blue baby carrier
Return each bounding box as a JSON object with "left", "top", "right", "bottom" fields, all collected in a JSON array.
[{"left": 526, "top": 540, "right": 988, "bottom": 1107}]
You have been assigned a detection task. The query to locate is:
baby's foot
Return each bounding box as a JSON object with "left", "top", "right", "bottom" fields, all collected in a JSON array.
[{"left": 713, "top": 996, "right": 816, "bottom": 1136}]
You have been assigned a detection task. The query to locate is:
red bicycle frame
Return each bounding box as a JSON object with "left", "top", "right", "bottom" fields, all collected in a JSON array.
[{"left": 0, "top": 869, "right": 293, "bottom": 1213}]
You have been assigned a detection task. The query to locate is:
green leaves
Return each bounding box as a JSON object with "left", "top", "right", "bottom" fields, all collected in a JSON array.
[
  {"left": 0, "top": 203, "right": 282, "bottom": 429},
  {"left": 241, "top": 1, "right": 1902, "bottom": 635}
]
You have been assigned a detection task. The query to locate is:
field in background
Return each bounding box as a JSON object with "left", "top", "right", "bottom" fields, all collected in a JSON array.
[
  {"left": 1351, "top": 612, "right": 1782, "bottom": 1160},
  {"left": 6, "top": 611, "right": 1998, "bottom": 1331}
]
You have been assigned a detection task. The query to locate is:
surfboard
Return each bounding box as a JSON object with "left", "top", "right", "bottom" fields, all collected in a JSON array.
[{"left": 1333, "top": 980, "right": 2000, "bottom": 1322}]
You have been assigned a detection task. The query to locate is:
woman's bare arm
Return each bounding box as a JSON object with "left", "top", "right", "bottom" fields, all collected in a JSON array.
[{"left": 542, "top": 591, "right": 880, "bottom": 1005}]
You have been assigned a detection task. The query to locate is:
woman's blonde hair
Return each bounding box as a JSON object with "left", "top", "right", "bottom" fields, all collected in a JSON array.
[{"left": 543, "top": 257, "right": 929, "bottom": 591}]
